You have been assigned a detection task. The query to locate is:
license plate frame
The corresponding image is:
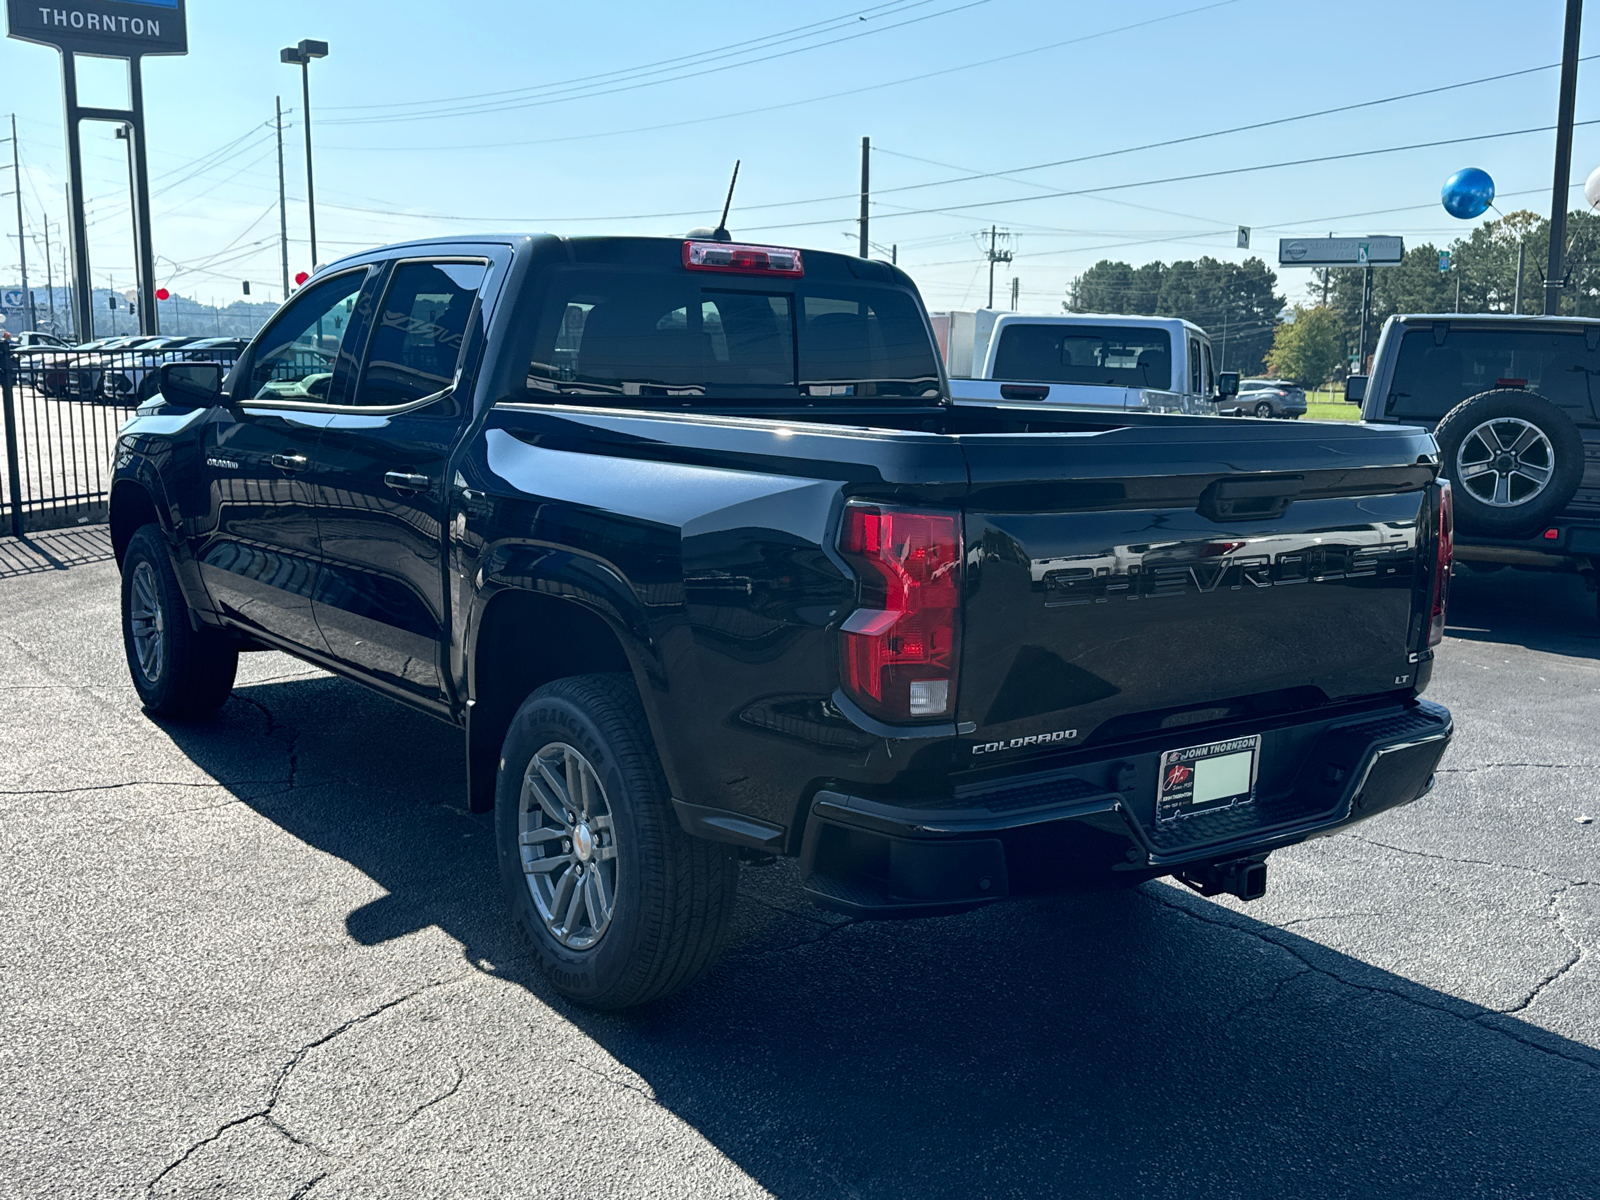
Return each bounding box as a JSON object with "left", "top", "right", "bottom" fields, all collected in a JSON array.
[{"left": 1156, "top": 734, "right": 1261, "bottom": 823}]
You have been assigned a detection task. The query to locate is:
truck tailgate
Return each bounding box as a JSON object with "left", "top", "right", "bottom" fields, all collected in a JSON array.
[{"left": 955, "top": 419, "right": 1439, "bottom": 760}]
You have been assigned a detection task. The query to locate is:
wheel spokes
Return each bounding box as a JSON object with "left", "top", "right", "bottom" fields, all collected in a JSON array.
[{"left": 1510, "top": 425, "right": 1544, "bottom": 456}]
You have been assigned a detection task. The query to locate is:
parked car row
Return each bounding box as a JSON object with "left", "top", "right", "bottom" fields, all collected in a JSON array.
[{"left": 5, "top": 332, "right": 246, "bottom": 403}]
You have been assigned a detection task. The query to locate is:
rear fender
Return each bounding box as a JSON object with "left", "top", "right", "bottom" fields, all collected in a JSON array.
[{"left": 464, "top": 541, "right": 673, "bottom": 812}]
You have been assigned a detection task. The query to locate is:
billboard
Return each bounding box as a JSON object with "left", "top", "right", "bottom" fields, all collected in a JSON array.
[{"left": 5, "top": 0, "right": 186, "bottom": 57}]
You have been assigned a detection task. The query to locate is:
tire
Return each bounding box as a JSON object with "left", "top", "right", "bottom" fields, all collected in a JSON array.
[
  {"left": 495, "top": 673, "right": 739, "bottom": 1009},
  {"left": 1254, "top": 401, "right": 1274, "bottom": 418},
  {"left": 120, "top": 525, "right": 238, "bottom": 719},
  {"left": 1434, "top": 389, "right": 1584, "bottom": 537}
]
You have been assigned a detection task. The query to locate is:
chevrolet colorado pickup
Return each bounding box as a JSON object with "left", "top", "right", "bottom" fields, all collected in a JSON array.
[{"left": 111, "top": 235, "right": 1454, "bottom": 1008}]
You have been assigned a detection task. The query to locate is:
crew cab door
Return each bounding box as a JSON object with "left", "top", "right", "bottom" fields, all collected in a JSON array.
[
  {"left": 306, "top": 257, "right": 490, "bottom": 709},
  {"left": 197, "top": 268, "right": 370, "bottom": 652}
]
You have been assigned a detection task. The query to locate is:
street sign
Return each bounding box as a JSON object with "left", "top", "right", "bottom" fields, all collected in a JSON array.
[
  {"left": 1439, "top": 250, "right": 1451, "bottom": 274},
  {"left": 1278, "top": 237, "right": 1404, "bottom": 267},
  {"left": 1237, "top": 226, "right": 1251, "bottom": 249},
  {"left": 5, "top": 0, "right": 187, "bottom": 57}
]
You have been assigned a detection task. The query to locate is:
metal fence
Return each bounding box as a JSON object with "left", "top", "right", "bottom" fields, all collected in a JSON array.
[{"left": 0, "top": 340, "right": 242, "bottom": 535}]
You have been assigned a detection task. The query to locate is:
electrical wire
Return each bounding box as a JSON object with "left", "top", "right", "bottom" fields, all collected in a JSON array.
[
  {"left": 321, "top": 0, "right": 943, "bottom": 114},
  {"left": 321, "top": 0, "right": 990, "bottom": 126},
  {"left": 320, "top": 0, "right": 1239, "bottom": 148}
]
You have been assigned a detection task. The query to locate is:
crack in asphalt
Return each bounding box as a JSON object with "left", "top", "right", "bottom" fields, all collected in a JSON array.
[
  {"left": 1141, "top": 887, "right": 1600, "bottom": 1074},
  {"left": 569, "top": 1058, "right": 659, "bottom": 1106},
  {"left": 746, "top": 915, "right": 861, "bottom": 957},
  {"left": 236, "top": 693, "right": 302, "bottom": 792},
  {"left": 1497, "top": 882, "right": 1591, "bottom": 1016},
  {"left": 1344, "top": 833, "right": 1587, "bottom": 886},
  {"left": 144, "top": 975, "right": 472, "bottom": 1198},
  {"left": 1225, "top": 966, "right": 1314, "bottom": 1023}
]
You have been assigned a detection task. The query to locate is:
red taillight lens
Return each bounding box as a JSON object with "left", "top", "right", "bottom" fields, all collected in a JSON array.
[
  {"left": 1428, "top": 480, "right": 1453, "bottom": 648},
  {"left": 683, "top": 240, "right": 804, "bottom": 276},
  {"left": 837, "top": 504, "right": 961, "bottom": 722}
]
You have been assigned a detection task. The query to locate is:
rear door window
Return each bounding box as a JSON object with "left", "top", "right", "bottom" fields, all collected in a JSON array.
[
  {"left": 526, "top": 269, "right": 938, "bottom": 405},
  {"left": 1187, "top": 338, "right": 1202, "bottom": 394},
  {"left": 992, "top": 324, "right": 1172, "bottom": 389},
  {"left": 1387, "top": 326, "right": 1600, "bottom": 420}
]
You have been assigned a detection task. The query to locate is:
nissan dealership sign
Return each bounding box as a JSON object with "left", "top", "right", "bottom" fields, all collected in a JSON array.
[{"left": 6, "top": 0, "right": 186, "bottom": 57}]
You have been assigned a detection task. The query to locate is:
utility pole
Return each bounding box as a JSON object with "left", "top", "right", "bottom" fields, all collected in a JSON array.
[
  {"left": 1546, "top": 0, "right": 1582, "bottom": 314},
  {"left": 1357, "top": 264, "right": 1374, "bottom": 369},
  {"left": 1514, "top": 240, "right": 1526, "bottom": 314},
  {"left": 10, "top": 115, "right": 35, "bottom": 331},
  {"left": 858, "top": 135, "right": 869, "bottom": 258},
  {"left": 1010, "top": 275, "right": 1020, "bottom": 310},
  {"left": 984, "top": 225, "right": 1013, "bottom": 309},
  {"left": 891, "top": 244, "right": 897, "bottom": 266},
  {"left": 276, "top": 97, "right": 290, "bottom": 297},
  {"left": 41, "top": 220, "right": 54, "bottom": 332}
]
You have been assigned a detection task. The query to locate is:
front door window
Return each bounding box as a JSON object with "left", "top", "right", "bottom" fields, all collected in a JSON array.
[{"left": 247, "top": 271, "right": 366, "bottom": 403}]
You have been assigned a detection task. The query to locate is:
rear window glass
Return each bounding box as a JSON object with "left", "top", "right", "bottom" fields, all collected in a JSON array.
[
  {"left": 526, "top": 269, "right": 940, "bottom": 404},
  {"left": 1387, "top": 327, "right": 1600, "bottom": 420},
  {"left": 992, "top": 324, "right": 1173, "bottom": 389}
]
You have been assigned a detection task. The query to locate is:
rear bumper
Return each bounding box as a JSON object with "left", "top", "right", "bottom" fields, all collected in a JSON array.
[
  {"left": 799, "top": 699, "right": 1452, "bottom": 917},
  {"left": 1456, "top": 522, "right": 1600, "bottom": 573}
]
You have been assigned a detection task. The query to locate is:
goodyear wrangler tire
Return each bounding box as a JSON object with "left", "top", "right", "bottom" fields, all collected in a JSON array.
[
  {"left": 1434, "top": 389, "right": 1584, "bottom": 537},
  {"left": 494, "top": 673, "right": 740, "bottom": 1009}
]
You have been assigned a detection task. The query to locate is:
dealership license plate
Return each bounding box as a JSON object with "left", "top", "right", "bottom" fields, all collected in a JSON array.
[{"left": 1156, "top": 735, "right": 1260, "bottom": 822}]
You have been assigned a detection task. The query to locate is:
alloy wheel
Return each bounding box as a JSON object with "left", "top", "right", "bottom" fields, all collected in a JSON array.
[
  {"left": 1454, "top": 417, "right": 1554, "bottom": 508},
  {"left": 128, "top": 560, "right": 166, "bottom": 685},
  {"left": 518, "top": 741, "right": 618, "bottom": 950}
]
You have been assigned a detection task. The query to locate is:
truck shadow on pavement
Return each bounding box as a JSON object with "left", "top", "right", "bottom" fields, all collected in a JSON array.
[
  {"left": 1446, "top": 565, "right": 1599, "bottom": 658},
  {"left": 162, "top": 673, "right": 1600, "bottom": 1200}
]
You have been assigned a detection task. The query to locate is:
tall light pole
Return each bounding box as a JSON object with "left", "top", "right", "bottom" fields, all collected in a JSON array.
[{"left": 280, "top": 39, "right": 328, "bottom": 271}]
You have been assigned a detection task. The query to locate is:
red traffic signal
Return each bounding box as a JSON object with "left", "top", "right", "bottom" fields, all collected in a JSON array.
[
  {"left": 155, "top": 287, "right": 170, "bottom": 301},
  {"left": 294, "top": 271, "right": 309, "bottom": 286}
]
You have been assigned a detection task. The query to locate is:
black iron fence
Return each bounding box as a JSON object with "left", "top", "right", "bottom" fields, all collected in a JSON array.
[{"left": 0, "top": 340, "right": 242, "bottom": 536}]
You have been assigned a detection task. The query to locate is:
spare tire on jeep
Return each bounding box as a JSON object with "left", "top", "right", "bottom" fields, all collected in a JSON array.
[{"left": 1432, "top": 388, "right": 1584, "bottom": 537}]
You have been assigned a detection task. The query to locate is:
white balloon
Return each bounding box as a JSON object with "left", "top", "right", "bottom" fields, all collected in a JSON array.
[{"left": 1585, "top": 165, "right": 1600, "bottom": 210}]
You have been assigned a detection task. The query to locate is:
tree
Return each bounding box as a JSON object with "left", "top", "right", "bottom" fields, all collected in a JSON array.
[
  {"left": 1066, "top": 256, "right": 1284, "bottom": 375},
  {"left": 1264, "top": 306, "right": 1344, "bottom": 386}
]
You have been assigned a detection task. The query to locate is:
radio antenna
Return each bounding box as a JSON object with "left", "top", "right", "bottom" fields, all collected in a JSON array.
[{"left": 712, "top": 160, "right": 740, "bottom": 242}]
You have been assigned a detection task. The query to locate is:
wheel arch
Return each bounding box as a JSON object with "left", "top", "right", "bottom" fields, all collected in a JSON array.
[
  {"left": 109, "top": 477, "right": 165, "bottom": 567},
  {"left": 465, "top": 583, "right": 658, "bottom": 814}
]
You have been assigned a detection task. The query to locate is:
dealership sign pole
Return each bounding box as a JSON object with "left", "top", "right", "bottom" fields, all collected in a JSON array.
[{"left": 5, "top": 0, "right": 187, "bottom": 339}]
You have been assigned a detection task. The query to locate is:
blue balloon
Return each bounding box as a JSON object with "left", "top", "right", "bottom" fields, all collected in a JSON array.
[{"left": 1442, "top": 167, "right": 1495, "bottom": 219}]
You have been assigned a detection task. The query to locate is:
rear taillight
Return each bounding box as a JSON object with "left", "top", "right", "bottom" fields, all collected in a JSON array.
[
  {"left": 837, "top": 504, "right": 961, "bottom": 722},
  {"left": 1427, "top": 480, "right": 1453, "bottom": 647}
]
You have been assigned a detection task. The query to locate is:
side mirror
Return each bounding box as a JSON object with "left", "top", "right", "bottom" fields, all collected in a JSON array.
[
  {"left": 1215, "top": 371, "right": 1240, "bottom": 399},
  {"left": 157, "top": 360, "right": 224, "bottom": 406},
  {"left": 1345, "top": 375, "right": 1368, "bottom": 403}
]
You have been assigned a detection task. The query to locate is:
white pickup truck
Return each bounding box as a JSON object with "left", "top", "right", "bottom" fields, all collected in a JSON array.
[{"left": 928, "top": 310, "right": 1237, "bottom": 414}]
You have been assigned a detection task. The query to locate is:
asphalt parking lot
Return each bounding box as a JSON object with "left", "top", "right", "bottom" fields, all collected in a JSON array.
[{"left": 1, "top": 532, "right": 1596, "bottom": 1199}]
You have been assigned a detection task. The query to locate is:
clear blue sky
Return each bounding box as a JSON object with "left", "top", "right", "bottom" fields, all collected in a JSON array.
[{"left": 2, "top": 0, "right": 1596, "bottom": 314}]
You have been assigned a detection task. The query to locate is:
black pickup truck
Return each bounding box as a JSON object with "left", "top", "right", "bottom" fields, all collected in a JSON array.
[{"left": 111, "top": 235, "right": 1454, "bottom": 1008}]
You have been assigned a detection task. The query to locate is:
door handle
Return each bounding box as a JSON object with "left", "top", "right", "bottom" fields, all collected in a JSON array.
[
  {"left": 269, "top": 453, "right": 308, "bottom": 471},
  {"left": 384, "top": 471, "right": 431, "bottom": 492}
]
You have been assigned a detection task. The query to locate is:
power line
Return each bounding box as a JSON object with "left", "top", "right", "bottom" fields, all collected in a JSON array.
[
  {"left": 320, "top": 0, "right": 1239, "bottom": 148},
  {"left": 322, "top": 0, "right": 941, "bottom": 114},
  {"left": 322, "top": 0, "right": 990, "bottom": 126},
  {"left": 741, "top": 120, "right": 1600, "bottom": 233}
]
